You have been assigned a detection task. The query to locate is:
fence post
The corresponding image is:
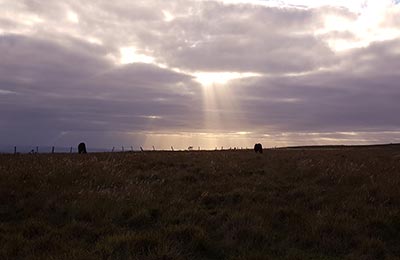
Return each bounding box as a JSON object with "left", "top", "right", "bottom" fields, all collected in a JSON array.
[
  {"left": 122, "top": 146, "right": 125, "bottom": 152},
  {"left": 131, "top": 146, "right": 134, "bottom": 151},
  {"left": 52, "top": 146, "right": 55, "bottom": 154},
  {"left": 140, "top": 146, "right": 144, "bottom": 152},
  {"left": 14, "top": 146, "right": 17, "bottom": 154},
  {"left": 152, "top": 146, "right": 155, "bottom": 151},
  {"left": 171, "top": 146, "right": 174, "bottom": 151}
]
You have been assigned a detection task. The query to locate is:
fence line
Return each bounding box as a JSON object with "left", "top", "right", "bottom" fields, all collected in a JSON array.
[{"left": 5, "top": 145, "right": 251, "bottom": 154}]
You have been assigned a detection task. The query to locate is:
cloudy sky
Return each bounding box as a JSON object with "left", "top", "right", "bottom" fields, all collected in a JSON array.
[{"left": 1, "top": 0, "right": 400, "bottom": 150}]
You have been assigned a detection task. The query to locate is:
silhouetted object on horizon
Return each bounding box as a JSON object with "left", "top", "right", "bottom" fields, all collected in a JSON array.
[
  {"left": 254, "top": 143, "right": 263, "bottom": 153},
  {"left": 52, "top": 146, "right": 55, "bottom": 154},
  {"left": 70, "top": 147, "right": 73, "bottom": 153},
  {"left": 78, "top": 142, "right": 87, "bottom": 154},
  {"left": 36, "top": 146, "right": 39, "bottom": 153},
  {"left": 112, "top": 147, "right": 115, "bottom": 152},
  {"left": 171, "top": 146, "right": 174, "bottom": 151},
  {"left": 140, "top": 146, "right": 144, "bottom": 152},
  {"left": 122, "top": 146, "right": 125, "bottom": 152},
  {"left": 14, "top": 146, "right": 17, "bottom": 154},
  {"left": 152, "top": 146, "right": 155, "bottom": 151}
]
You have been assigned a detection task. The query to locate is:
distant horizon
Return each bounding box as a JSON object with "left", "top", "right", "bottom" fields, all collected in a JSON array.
[
  {"left": 1, "top": 0, "right": 400, "bottom": 146},
  {"left": 2, "top": 141, "right": 399, "bottom": 154}
]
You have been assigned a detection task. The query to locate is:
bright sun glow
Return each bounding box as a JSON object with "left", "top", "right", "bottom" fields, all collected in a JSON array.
[
  {"left": 162, "top": 10, "right": 175, "bottom": 22},
  {"left": 194, "top": 72, "right": 260, "bottom": 87},
  {"left": 140, "top": 115, "right": 162, "bottom": 119},
  {"left": 315, "top": 0, "right": 400, "bottom": 51},
  {"left": 21, "top": 14, "right": 43, "bottom": 26},
  {"left": 235, "top": 131, "right": 252, "bottom": 135},
  {"left": 218, "top": 0, "right": 396, "bottom": 12},
  {"left": 119, "top": 47, "right": 155, "bottom": 64},
  {"left": 219, "top": 0, "right": 400, "bottom": 52},
  {"left": 86, "top": 37, "right": 103, "bottom": 45},
  {"left": 66, "top": 10, "right": 79, "bottom": 23}
]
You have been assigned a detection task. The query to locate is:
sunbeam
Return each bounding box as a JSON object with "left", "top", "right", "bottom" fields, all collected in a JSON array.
[{"left": 197, "top": 72, "right": 261, "bottom": 148}]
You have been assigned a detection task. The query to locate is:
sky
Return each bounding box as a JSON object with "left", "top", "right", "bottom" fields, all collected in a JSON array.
[{"left": 1, "top": 0, "right": 400, "bottom": 150}]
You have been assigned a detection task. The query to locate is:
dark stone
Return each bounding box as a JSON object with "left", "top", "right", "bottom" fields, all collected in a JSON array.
[
  {"left": 78, "top": 142, "right": 87, "bottom": 154},
  {"left": 254, "top": 143, "right": 263, "bottom": 153}
]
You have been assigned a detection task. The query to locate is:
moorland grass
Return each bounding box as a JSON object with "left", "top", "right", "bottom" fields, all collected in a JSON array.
[{"left": 1, "top": 147, "right": 400, "bottom": 259}]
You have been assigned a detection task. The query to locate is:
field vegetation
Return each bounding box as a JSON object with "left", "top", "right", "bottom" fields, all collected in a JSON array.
[{"left": 1, "top": 146, "right": 400, "bottom": 259}]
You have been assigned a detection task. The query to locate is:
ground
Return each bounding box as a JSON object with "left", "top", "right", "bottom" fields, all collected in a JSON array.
[{"left": 1, "top": 146, "right": 400, "bottom": 259}]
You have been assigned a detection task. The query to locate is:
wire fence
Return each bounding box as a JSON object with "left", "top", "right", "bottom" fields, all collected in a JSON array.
[{"left": 2, "top": 145, "right": 251, "bottom": 154}]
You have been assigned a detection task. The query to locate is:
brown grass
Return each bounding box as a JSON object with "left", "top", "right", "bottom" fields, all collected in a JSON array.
[{"left": 1, "top": 147, "right": 400, "bottom": 259}]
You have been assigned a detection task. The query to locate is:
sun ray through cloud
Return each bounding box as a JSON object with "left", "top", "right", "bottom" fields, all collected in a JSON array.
[{"left": 196, "top": 72, "right": 261, "bottom": 148}]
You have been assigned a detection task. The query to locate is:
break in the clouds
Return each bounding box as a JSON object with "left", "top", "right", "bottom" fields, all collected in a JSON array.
[{"left": 1, "top": 0, "right": 400, "bottom": 150}]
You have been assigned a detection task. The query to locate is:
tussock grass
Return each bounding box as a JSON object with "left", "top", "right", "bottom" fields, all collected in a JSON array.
[{"left": 1, "top": 147, "right": 400, "bottom": 259}]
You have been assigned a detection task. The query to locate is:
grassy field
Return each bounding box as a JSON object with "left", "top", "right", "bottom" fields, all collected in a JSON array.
[{"left": 1, "top": 147, "right": 400, "bottom": 259}]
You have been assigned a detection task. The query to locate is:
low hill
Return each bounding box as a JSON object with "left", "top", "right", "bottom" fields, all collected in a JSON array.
[{"left": 276, "top": 143, "right": 400, "bottom": 150}]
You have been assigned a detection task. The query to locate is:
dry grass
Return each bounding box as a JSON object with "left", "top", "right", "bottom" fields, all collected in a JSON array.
[{"left": 1, "top": 147, "right": 400, "bottom": 259}]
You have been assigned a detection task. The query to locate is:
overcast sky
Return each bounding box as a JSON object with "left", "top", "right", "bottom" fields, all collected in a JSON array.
[{"left": 1, "top": 0, "right": 400, "bottom": 150}]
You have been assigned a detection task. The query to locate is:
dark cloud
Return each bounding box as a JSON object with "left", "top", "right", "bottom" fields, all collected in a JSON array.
[
  {"left": 0, "top": 34, "right": 201, "bottom": 147},
  {"left": 228, "top": 38, "right": 400, "bottom": 133}
]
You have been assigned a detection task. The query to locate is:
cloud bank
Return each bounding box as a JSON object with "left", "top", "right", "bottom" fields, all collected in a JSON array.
[{"left": 1, "top": 0, "right": 400, "bottom": 149}]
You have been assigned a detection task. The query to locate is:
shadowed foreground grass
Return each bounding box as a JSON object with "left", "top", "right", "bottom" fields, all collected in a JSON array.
[{"left": 1, "top": 147, "right": 400, "bottom": 259}]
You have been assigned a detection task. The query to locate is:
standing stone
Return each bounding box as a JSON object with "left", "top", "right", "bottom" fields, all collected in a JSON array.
[
  {"left": 78, "top": 142, "right": 87, "bottom": 154},
  {"left": 254, "top": 143, "right": 263, "bottom": 153}
]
